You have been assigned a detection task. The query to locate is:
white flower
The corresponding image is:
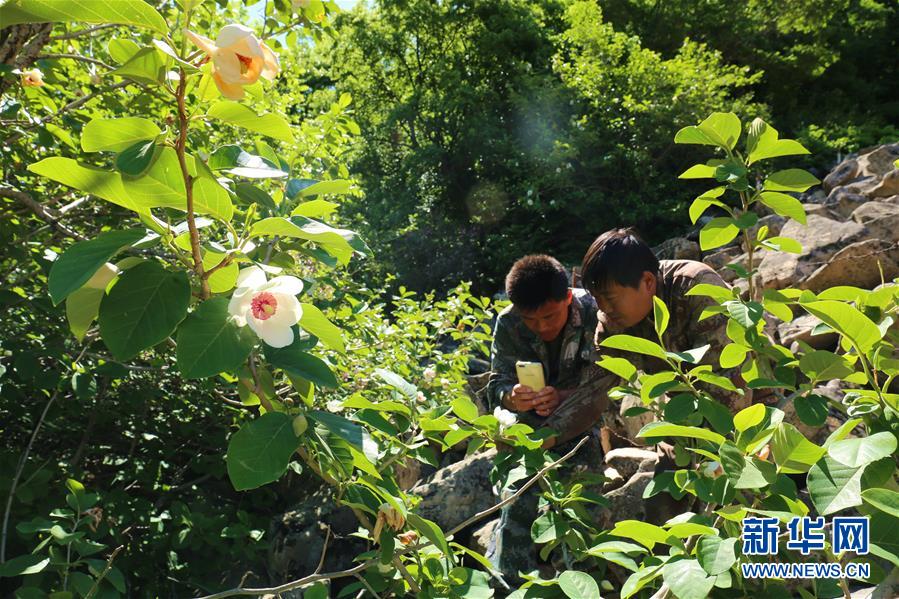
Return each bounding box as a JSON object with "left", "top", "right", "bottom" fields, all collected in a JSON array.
[
  {"left": 439, "top": 377, "right": 451, "bottom": 389},
  {"left": 416, "top": 391, "right": 426, "bottom": 403},
  {"left": 186, "top": 24, "right": 279, "bottom": 100},
  {"left": 702, "top": 461, "right": 724, "bottom": 478},
  {"left": 228, "top": 266, "right": 303, "bottom": 348},
  {"left": 493, "top": 407, "right": 517, "bottom": 433},
  {"left": 326, "top": 399, "right": 343, "bottom": 412},
  {"left": 423, "top": 366, "right": 436, "bottom": 382},
  {"left": 20, "top": 68, "right": 44, "bottom": 87}
]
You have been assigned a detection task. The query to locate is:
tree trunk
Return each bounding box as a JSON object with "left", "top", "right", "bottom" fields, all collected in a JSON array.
[{"left": 0, "top": 23, "right": 53, "bottom": 95}]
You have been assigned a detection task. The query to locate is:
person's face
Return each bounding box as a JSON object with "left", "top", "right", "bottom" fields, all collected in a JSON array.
[
  {"left": 519, "top": 290, "right": 573, "bottom": 342},
  {"left": 592, "top": 272, "right": 656, "bottom": 330}
]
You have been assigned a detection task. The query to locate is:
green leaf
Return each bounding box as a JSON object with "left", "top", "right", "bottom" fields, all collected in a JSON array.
[
  {"left": 226, "top": 412, "right": 299, "bottom": 491},
  {"left": 663, "top": 559, "right": 716, "bottom": 599},
  {"left": 600, "top": 334, "right": 667, "bottom": 360},
  {"left": 0, "top": 553, "right": 50, "bottom": 577},
  {"left": 531, "top": 510, "right": 565, "bottom": 544},
  {"left": 760, "top": 236, "right": 803, "bottom": 254},
  {"left": 747, "top": 123, "right": 810, "bottom": 165},
  {"left": 49, "top": 229, "right": 144, "bottom": 305},
  {"left": 0, "top": 0, "right": 168, "bottom": 34},
  {"left": 266, "top": 342, "right": 338, "bottom": 389},
  {"left": 828, "top": 432, "right": 897, "bottom": 468},
  {"left": 798, "top": 351, "right": 854, "bottom": 382},
  {"left": 734, "top": 403, "right": 765, "bottom": 432},
  {"left": 28, "top": 157, "right": 148, "bottom": 214},
  {"left": 374, "top": 369, "right": 417, "bottom": 398},
  {"left": 115, "top": 139, "right": 157, "bottom": 176},
  {"left": 653, "top": 296, "right": 669, "bottom": 337},
  {"left": 759, "top": 192, "right": 807, "bottom": 224},
  {"left": 176, "top": 298, "right": 255, "bottom": 379},
  {"left": 637, "top": 422, "right": 725, "bottom": 446},
  {"left": 675, "top": 112, "right": 741, "bottom": 150},
  {"left": 291, "top": 199, "right": 339, "bottom": 219},
  {"left": 558, "top": 571, "right": 600, "bottom": 599},
  {"left": 764, "top": 169, "right": 821, "bottom": 193},
  {"left": 807, "top": 456, "right": 865, "bottom": 515},
  {"left": 299, "top": 179, "right": 353, "bottom": 197},
  {"left": 298, "top": 303, "right": 344, "bottom": 353},
  {"left": 251, "top": 216, "right": 356, "bottom": 264},
  {"left": 81, "top": 117, "right": 160, "bottom": 153},
  {"left": 725, "top": 300, "right": 764, "bottom": 327},
  {"left": 610, "top": 520, "right": 672, "bottom": 550},
  {"left": 107, "top": 38, "right": 140, "bottom": 64},
  {"left": 771, "top": 423, "right": 826, "bottom": 474},
  {"left": 697, "top": 536, "right": 737, "bottom": 576},
  {"left": 794, "top": 394, "right": 829, "bottom": 427},
  {"left": 208, "top": 145, "right": 287, "bottom": 179},
  {"left": 309, "top": 411, "right": 375, "bottom": 463},
  {"left": 108, "top": 46, "right": 168, "bottom": 84},
  {"left": 407, "top": 513, "right": 451, "bottom": 556},
  {"left": 861, "top": 488, "right": 899, "bottom": 518},
  {"left": 801, "top": 301, "right": 882, "bottom": 353},
  {"left": 66, "top": 285, "right": 104, "bottom": 340},
  {"left": 98, "top": 261, "right": 190, "bottom": 361},
  {"left": 597, "top": 356, "right": 637, "bottom": 381},
  {"left": 719, "top": 344, "right": 748, "bottom": 369},
  {"left": 679, "top": 163, "right": 717, "bottom": 179},
  {"left": 699, "top": 217, "right": 739, "bottom": 251},
  {"left": 451, "top": 396, "right": 479, "bottom": 422},
  {"left": 207, "top": 101, "right": 295, "bottom": 142},
  {"left": 122, "top": 147, "right": 233, "bottom": 222},
  {"left": 685, "top": 283, "right": 733, "bottom": 301}
]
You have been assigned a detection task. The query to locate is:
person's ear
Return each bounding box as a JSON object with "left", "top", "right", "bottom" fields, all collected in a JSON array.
[
  {"left": 643, "top": 271, "right": 657, "bottom": 295},
  {"left": 566, "top": 288, "right": 573, "bottom": 305}
]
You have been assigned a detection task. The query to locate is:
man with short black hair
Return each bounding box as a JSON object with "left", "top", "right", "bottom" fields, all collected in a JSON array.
[
  {"left": 580, "top": 228, "right": 748, "bottom": 443},
  {"left": 486, "top": 254, "right": 608, "bottom": 587}
]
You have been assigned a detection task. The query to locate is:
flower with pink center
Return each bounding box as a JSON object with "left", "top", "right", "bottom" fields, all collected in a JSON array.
[
  {"left": 186, "top": 24, "right": 279, "bottom": 100},
  {"left": 228, "top": 266, "right": 303, "bottom": 348}
]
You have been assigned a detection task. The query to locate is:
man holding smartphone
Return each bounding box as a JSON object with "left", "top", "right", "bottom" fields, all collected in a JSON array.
[{"left": 485, "top": 254, "right": 609, "bottom": 586}]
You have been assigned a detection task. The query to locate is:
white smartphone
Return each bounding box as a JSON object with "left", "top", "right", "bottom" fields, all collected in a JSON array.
[{"left": 515, "top": 361, "right": 546, "bottom": 391}]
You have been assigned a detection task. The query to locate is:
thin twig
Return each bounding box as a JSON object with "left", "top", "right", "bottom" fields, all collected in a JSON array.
[
  {"left": 195, "top": 437, "right": 589, "bottom": 598},
  {"left": 354, "top": 573, "right": 382, "bottom": 598},
  {"left": 49, "top": 24, "right": 118, "bottom": 41},
  {"left": 0, "top": 185, "right": 86, "bottom": 240},
  {"left": 1, "top": 391, "right": 59, "bottom": 563},
  {"left": 84, "top": 545, "right": 124, "bottom": 599},
  {"left": 37, "top": 53, "right": 113, "bottom": 69}
]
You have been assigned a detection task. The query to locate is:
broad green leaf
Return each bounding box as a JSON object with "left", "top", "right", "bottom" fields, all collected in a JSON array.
[
  {"left": 685, "top": 283, "right": 733, "bottom": 301},
  {"left": 828, "top": 432, "right": 897, "bottom": 468},
  {"left": 558, "top": 571, "right": 600, "bottom": 599},
  {"left": 637, "top": 422, "right": 725, "bottom": 446},
  {"left": 798, "top": 350, "right": 853, "bottom": 382},
  {"left": 81, "top": 117, "right": 160, "bottom": 153},
  {"left": 299, "top": 303, "right": 344, "bottom": 353},
  {"left": 807, "top": 456, "right": 865, "bottom": 515},
  {"left": 299, "top": 179, "right": 352, "bottom": 196},
  {"left": 610, "top": 520, "right": 672, "bottom": 550},
  {"left": 407, "top": 513, "right": 451, "bottom": 556},
  {"left": 823, "top": 418, "right": 863, "bottom": 449},
  {"left": 597, "top": 356, "right": 637, "bottom": 381},
  {"left": 291, "top": 199, "right": 339, "bottom": 219},
  {"left": 115, "top": 139, "right": 157, "bottom": 176},
  {"left": 202, "top": 251, "right": 239, "bottom": 294},
  {"left": 663, "top": 559, "right": 716, "bottom": 599},
  {"left": 761, "top": 236, "right": 803, "bottom": 254},
  {"left": 265, "top": 340, "right": 339, "bottom": 388},
  {"left": 108, "top": 46, "right": 168, "bottom": 84},
  {"left": 764, "top": 169, "right": 821, "bottom": 193},
  {"left": 793, "top": 394, "right": 829, "bottom": 427},
  {"left": 66, "top": 285, "right": 105, "bottom": 340},
  {"left": 720, "top": 443, "right": 776, "bottom": 488},
  {"left": 176, "top": 298, "right": 255, "bottom": 379},
  {"left": 697, "top": 536, "right": 737, "bottom": 576},
  {"left": 451, "top": 396, "right": 479, "bottom": 422},
  {"left": 679, "top": 163, "right": 717, "bottom": 179},
  {"left": 49, "top": 229, "right": 144, "bottom": 305},
  {"left": 28, "top": 157, "right": 148, "bottom": 214},
  {"left": 374, "top": 369, "right": 417, "bottom": 398},
  {"left": 699, "top": 217, "right": 739, "bottom": 251},
  {"left": 207, "top": 101, "right": 295, "bottom": 142},
  {"left": 531, "top": 511, "right": 565, "bottom": 544},
  {"left": 122, "top": 147, "right": 234, "bottom": 222},
  {"left": 759, "top": 192, "right": 807, "bottom": 224},
  {"left": 675, "top": 112, "right": 741, "bottom": 150},
  {"left": 0, "top": 0, "right": 168, "bottom": 34},
  {"left": 734, "top": 403, "right": 765, "bottom": 432},
  {"left": 251, "top": 216, "right": 356, "bottom": 264},
  {"left": 235, "top": 182, "right": 278, "bottom": 212},
  {"left": 719, "top": 344, "right": 748, "bottom": 369},
  {"left": 861, "top": 488, "right": 899, "bottom": 519},
  {"left": 0, "top": 553, "right": 50, "bottom": 577},
  {"left": 653, "top": 296, "right": 669, "bottom": 337},
  {"left": 801, "top": 301, "right": 881, "bottom": 353},
  {"left": 770, "top": 423, "right": 826, "bottom": 474},
  {"left": 208, "top": 145, "right": 287, "bottom": 179},
  {"left": 107, "top": 38, "right": 140, "bottom": 64},
  {"left": 226, "top": 412, "right": 298, "bottom": 491},
  {"left": 98, "top": 261, "right": 190, "bottom": 361},
  {"left": 666, "top": 523, "right": 717, "bottom": 538},
  {"left": 725, "top": 300, "right": 763, "bottom": 327},
  {"left": 747, "top": 123, "right": 810, "bottom": 164},
  {"left": 600, "top": 334, "right": 667, "bottom": 360},
  {"left": 309, "top": 411, "right": 376, "bottom": 463}
]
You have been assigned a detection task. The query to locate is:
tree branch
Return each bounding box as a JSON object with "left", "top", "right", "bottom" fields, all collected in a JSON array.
[
  {"left": 0, "top": 185, "right": 86, "bottom": 240},
  {"left": 37, "top": 53, "right": 113, "bottom": 70},
  {"left": 49, "top": 24, "right": 118, "bottom": 41}
]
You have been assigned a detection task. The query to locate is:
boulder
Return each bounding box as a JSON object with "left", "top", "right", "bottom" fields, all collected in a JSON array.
[
  {"left": 865, "top": 212, "right": 899, "bottom": 244},
  {"left": 604, "top": 447, "right": 658, "bottom": 481},
  {"left": 822, "top": 158, "right": 859, "bottom": 192},
  {"left": 702, "top": 246, "right": 742, "bottom": 272},
  {"left": 653, "top": 236, "right": 701, "bottom": 261},
  {"left": 776, "top": 314, "right": 838, "bottom": 350},
  {"left": 757, "top": 215, "right": 866, "bottom": 289},
  {"left": 411, "top": 449, "right": 497, "bottom": 532},
  {"left": 850, "top": 200, "right": 899, "bottom": 224},
  {"left": 744, "top": 214, "right": 786, "bottom": 250},
  {"left": 469, "top": 519, "right": 499, "bottom": 556},
  {"left": 856, "top": 143, "right": 899, "bottom": 179},
  {"left": 801, "top": 239, "right": 899, "bottom": 293},
  {"left": 869, "top": 168, "right": 899, "bottom": 198},
  {"left": 826, "top": 189, "right": 869, "bottom": 219}
]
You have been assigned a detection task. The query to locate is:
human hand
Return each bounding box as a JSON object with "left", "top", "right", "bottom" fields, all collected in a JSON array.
[
  {"left": 533, "top": 386, "right": 561, "bottom": 417},
  {"left": 505, "top": 384, "right": 537, "bottom": 412}
]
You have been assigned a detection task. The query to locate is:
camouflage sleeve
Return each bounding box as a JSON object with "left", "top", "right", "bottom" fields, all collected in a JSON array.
[
  {"left": 486, "top": 311, "right": 518, "bottom": 411},
  {"left": 683, "top": 272, "right": 747, "bottom": 411},
  {"left": 543, "top": 362, "right": 616, "bottom": 446}
]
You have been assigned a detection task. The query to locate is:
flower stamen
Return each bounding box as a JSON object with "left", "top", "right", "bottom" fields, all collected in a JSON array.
[{"left": 251, "top": 291, "right": 278, "bottom": 320}]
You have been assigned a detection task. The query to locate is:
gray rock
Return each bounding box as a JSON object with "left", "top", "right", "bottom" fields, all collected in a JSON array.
[
  {"left": 744, "top": 214, "right": 786, "bottom": 250},
  {"left": 653, "top": 236, "right": 701, "bottom": 261},
  {"left": 702, "top": 246, "right": 742, "bottom": 271},
  {"left": 411, "top": 449, "right": 497, "bottom": 532},
  {"left": 777, "top": 314, "right": 838, "bottom": 350},
  {"left": 869, "top": 168, "right": 899, "bottom": 199},
  {"left": 827, "top": 189, "right": 869, "bottom": 219},
  {"left": 803, "top": 203, "right": 832, "bottom": 218},
  {"left": 850, "top": 200, "right": 899, "bottom": 224},
  {"left": 757, "top": 215, "right": 866, "bottom": 289},
  {"left": 856, "top": 143, "right": 899, "bottom": 179},
  {"left": 470, "top": 519, "right": 499, "bottom": 556},
  {"left": 865, "top": 211, "right": 899, "bottom": 244},
  {"left": 604, "top": 447, "right": 658, "bottom": 481},
  {"left": 822, "top": 158, "right": 859, "bottom": 192},
  {"left": 801, "top": 239, "right": 899, "bottom": 292}
]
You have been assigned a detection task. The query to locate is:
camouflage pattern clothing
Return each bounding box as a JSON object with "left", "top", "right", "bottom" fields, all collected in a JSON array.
[
  {"left": 594, "top": 259, "right": 748, "bottom": 442},
  {"left": 485, "top": 289, "right": 607, "bottom": 587},
  {"left": 486, "top": 288, "right": 610, "bottom": 445}
]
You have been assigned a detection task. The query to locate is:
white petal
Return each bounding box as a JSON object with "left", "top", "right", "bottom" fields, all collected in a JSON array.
[
  {"left": 235, "top": 265, "right": 267, "bottom": 290},
  {"left": 259, "top": 41, "right": 280, "bottom": 79},
  {"left": 215, "top": 24, "right": 255, "bottom": 49},
  {"left": 265, "top": 276, "right": 303, "bottom": 296},
  {"left": 227, "top": 287, "right": 254, "bottom": 322},
  {"left": 186, "top": 30, "right": 217, "bottom": 55},
  {"left": 257, "top": 320, "right": 294, "bottom": 348},
  {"left": 268, "top": 294, "right": 302, "bottom": 327}
]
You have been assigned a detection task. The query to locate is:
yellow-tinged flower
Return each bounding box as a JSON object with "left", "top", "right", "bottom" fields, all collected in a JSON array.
[
  {"left": 186, "top": 24, "right": 279, "bottom": 100},
  {"left": 228, "top": 266, "right": 303, "bottom": 348},
  {"left": 20, "top": 68, "right": 44, "bottom": 87}
]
